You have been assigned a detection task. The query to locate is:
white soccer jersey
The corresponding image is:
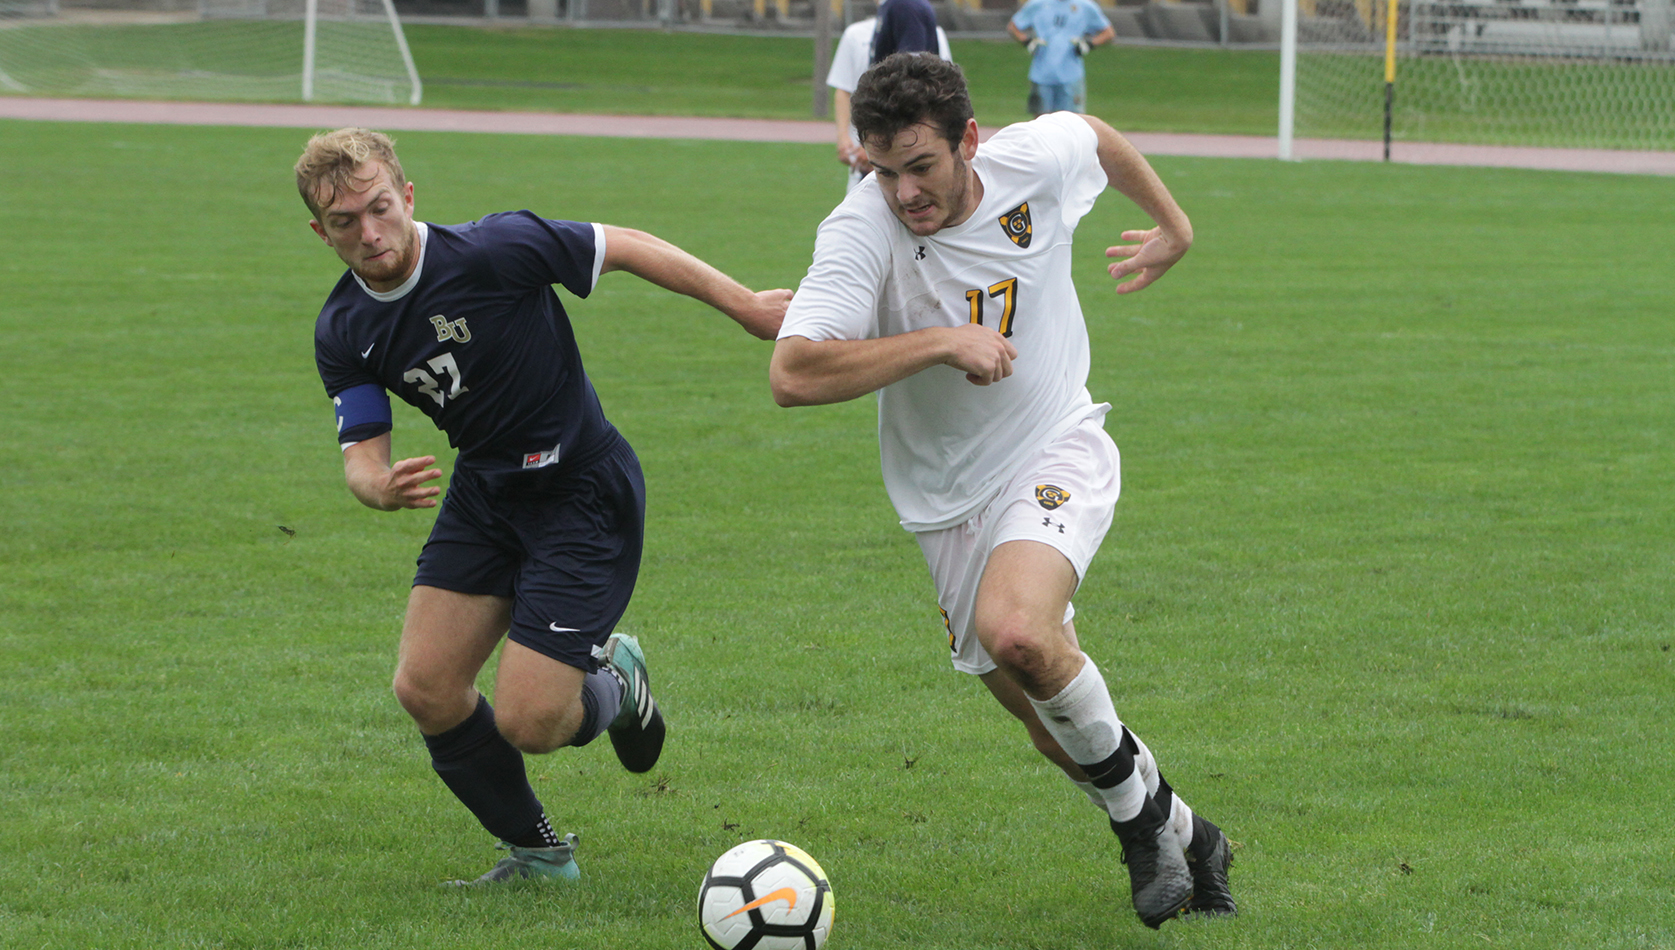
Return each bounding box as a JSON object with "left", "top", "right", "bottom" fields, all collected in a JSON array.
[
  {"left": 780, "top": 111, "right": 1111, "bottom": 531},
  {"left": 825, "top": 18, "right": 953, "bottom": 96}
]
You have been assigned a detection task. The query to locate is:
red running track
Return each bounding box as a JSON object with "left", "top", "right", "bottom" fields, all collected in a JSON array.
[{"left": 2, "top": 96, "right": 1671, "bottom": 176}]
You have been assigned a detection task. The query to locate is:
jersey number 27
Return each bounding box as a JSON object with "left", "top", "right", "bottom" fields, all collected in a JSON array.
[{"left": 403, "top": 352, "right": 469, "bottom": 408}]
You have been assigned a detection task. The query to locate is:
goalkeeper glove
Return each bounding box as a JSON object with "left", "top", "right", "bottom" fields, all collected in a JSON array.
[
  {"left": 1074, "top": 37, "right": 1091, "bottom": 56},
  {"left": 1027, "top": 37, "right": 1045, "bottom": 53}
]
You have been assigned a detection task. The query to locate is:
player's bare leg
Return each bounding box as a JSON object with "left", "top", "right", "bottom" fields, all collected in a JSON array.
[
  {"left": 493, "top": 642, "right": 590, "bottom": 754},
  {"left": 972, "top": 540, "right": 1082, "bottom": 698},
  {"left": 973, "top": 540, "right": 1192, "bottom": 928},
  {"left": 979, "top": 661, "right": 1088, "bottom": 781},
  {"left": 392, "top": 585, "right": 581, "bottom": 885},
  {"left": 393, "top": 585, "right": 510, "bottom": 734}
]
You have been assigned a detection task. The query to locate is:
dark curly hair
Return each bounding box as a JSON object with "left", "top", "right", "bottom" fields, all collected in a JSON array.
[{"left": 851, "top": 52, "right": 974, "bottom": 152}]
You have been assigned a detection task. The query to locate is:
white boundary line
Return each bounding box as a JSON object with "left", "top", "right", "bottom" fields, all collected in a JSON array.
[{"left": 1, "top": 96, "right": 1671, "bottom": 175}]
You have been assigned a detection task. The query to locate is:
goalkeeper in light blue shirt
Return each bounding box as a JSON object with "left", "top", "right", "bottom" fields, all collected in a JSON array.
[{"left": 1007, "top": 0, "right": 1116, "bottom": 115}]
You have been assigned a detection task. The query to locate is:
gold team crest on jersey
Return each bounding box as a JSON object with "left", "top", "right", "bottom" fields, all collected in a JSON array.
[
  {"left": 1036, "top": 484, "right": 1070, "bottom": 510},
  {"left": 1000, "top": 202, "right": 1032, "bottom": 248}
]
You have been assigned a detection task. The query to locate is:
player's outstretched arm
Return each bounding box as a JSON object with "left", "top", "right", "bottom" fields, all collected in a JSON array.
[
  {"left": 771, "top": 323, "right": 1017, "bottom": 407},
  {"left": 1078, "top": 114, "right": 1194, "bottom": 295},
  {"left": 600, "top": 225, "right": 791, "bottom": 340},
  {"left": 342, "top": 433, "right": 443, "bottom": 511}
]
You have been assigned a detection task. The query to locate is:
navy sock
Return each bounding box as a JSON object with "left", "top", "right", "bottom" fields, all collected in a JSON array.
[
  {"left": 422, "top": 695, "right": 549, "bottom": 846},
  {"left": 570, "top": 666, "right": 623, "bottom": 748}
]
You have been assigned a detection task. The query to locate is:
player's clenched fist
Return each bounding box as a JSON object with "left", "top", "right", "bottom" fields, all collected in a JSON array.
[
  {"left": 941, "top": 323, "right": 1018, "bottom": 386},
  {"left": 741, "top": 288, "right": 795, "bottom": 340}
]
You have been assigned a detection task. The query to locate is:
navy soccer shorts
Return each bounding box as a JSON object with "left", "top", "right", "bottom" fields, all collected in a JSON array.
[{"left": 413, "top": 439, "right": 646, "bottom": 673}]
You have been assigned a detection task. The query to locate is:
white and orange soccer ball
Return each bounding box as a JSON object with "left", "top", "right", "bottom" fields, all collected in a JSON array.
[{"left": 697, "top": 839, "right": 834, "bottom": 950}]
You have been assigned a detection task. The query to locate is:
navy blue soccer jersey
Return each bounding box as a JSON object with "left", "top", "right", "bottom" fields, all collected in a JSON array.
[{"left": 315, "top": 212, "right": 619, "bottom": 485}]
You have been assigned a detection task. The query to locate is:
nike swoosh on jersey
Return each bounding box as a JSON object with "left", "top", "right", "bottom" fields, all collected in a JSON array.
[
  {"left": 549, "top": 623, "right": 582, "bottom": 633},
  {"left": 361, "top": 343, "right": 376, "bottom": 358}
]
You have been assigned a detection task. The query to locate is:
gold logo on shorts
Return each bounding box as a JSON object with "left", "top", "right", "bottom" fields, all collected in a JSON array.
[
  {"left": 1000, "top": 203, "right": 1032, "bottom": 248},
  {"left": 1036, "top": 484, "right": 1070, "bottom": 510}
]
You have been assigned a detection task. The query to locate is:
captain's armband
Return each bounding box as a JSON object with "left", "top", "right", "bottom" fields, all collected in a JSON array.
[{"left": 332, "top": 383, "right": 392, "bottom": 450}]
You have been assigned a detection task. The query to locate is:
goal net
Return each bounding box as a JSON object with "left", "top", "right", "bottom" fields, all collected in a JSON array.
[
  {"left": 1285, "top": 0, "right": 1675, "bottom": 150},
  {"left": 0, "top": 0, "right": 421, "bottom": 105}
]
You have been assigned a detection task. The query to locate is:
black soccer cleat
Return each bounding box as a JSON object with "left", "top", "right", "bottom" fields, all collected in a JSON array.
[
  {"left": 1184, "top": 814, "right": 1237, "bottom": 917},
  {"left": 1110, "top": 797, "right": 1194, "bottom": 929},
  {"left": 602, "top": 633, "right": 665, "bottom": 773}
]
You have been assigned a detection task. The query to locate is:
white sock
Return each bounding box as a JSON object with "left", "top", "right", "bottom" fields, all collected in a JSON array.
[
  {"left": 1101, "top": 771, "right": 1148, "bottom": 822},
  {"left": 1028, "top": 654, "right": 1119, "bottom": 762},
  {"left": 1170, "top": 794, "right": 1195, "bottom": 845},
  {"left": 1129, "top": 728, "right": 1159, "bottom": 796},
  {"left": 1029, "top": 656, "right": 1146, "bottom": 821},
  {"left": 1128, "top": 727, "right": 1195, "bottom": 844},
  {"left": 1072, "top": 779, "right": 1105, "bottom": 812}
]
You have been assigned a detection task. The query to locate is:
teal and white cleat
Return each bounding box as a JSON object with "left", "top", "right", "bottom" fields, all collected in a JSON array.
[
  {"left": 444, "top": 834, "right": 581, "bottom": 887},
  {"left": 601, "top": 632, "right": 665, "bottom": 774}
]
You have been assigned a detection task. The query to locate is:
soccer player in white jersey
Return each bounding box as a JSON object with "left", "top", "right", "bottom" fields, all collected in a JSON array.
[{"left": 770, "top": 53, "right": 1235, "bottom": 929}]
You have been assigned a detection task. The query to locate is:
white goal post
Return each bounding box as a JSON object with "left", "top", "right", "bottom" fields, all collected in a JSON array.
[
  {"left": 0, "top": 0, "right": 422, "bottom": 105},
  {"left": 1278, "top": 0, "right": 1675, "bottom": 156},
  {"left": 299, "top": 0, "right": 421, "bottom": 105}
]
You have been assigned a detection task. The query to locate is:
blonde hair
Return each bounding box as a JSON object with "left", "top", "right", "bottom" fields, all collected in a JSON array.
[{"left": 294, "top": 127, "right": 406, "bottom": 218}]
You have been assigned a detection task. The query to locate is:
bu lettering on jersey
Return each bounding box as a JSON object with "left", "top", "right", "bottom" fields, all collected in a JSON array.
[
  {"left": 429, "top": 314, "right": 472, "bottom": 343},
  {"left": 314, "top": 213, "right": 620, "bottom": 481}
]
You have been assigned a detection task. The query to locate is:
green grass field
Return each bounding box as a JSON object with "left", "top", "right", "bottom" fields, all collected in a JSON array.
[
  {"left": 2, "top": 115, "right": 1673, "bottom": 950},
  {"left": 403, "top": 26, "right": 1282, "bottom": 134},
  {"left": 0, "top": 22, "right": 1279, "bottom": 134}
]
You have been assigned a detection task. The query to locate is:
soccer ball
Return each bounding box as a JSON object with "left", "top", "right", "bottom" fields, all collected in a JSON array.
[{"left": 697, "top": 839, "right": 834, "bottom": 950}]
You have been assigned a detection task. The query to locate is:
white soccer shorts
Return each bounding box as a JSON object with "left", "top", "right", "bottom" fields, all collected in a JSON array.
[{"left": 915, "top": 415, "right": 1121, "bottom": 675}]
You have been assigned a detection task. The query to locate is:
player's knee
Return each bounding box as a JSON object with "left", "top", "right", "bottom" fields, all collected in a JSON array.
[
  {"left": 391, "top": 669, "right": 440, "bottom": 721},
  {"left": 980, "top": 618, "right": 1055, "bottom": 685},
  {"left": 391, "top": 668, "right": 473, "bottom": 733},
  {"left": 494, "top": 704, "right": 578, "bottom": 756}
]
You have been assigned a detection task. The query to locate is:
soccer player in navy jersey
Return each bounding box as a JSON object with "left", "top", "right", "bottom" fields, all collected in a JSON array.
[{"left": 296, "top": 128, "right": 791, "bottom": 885}]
